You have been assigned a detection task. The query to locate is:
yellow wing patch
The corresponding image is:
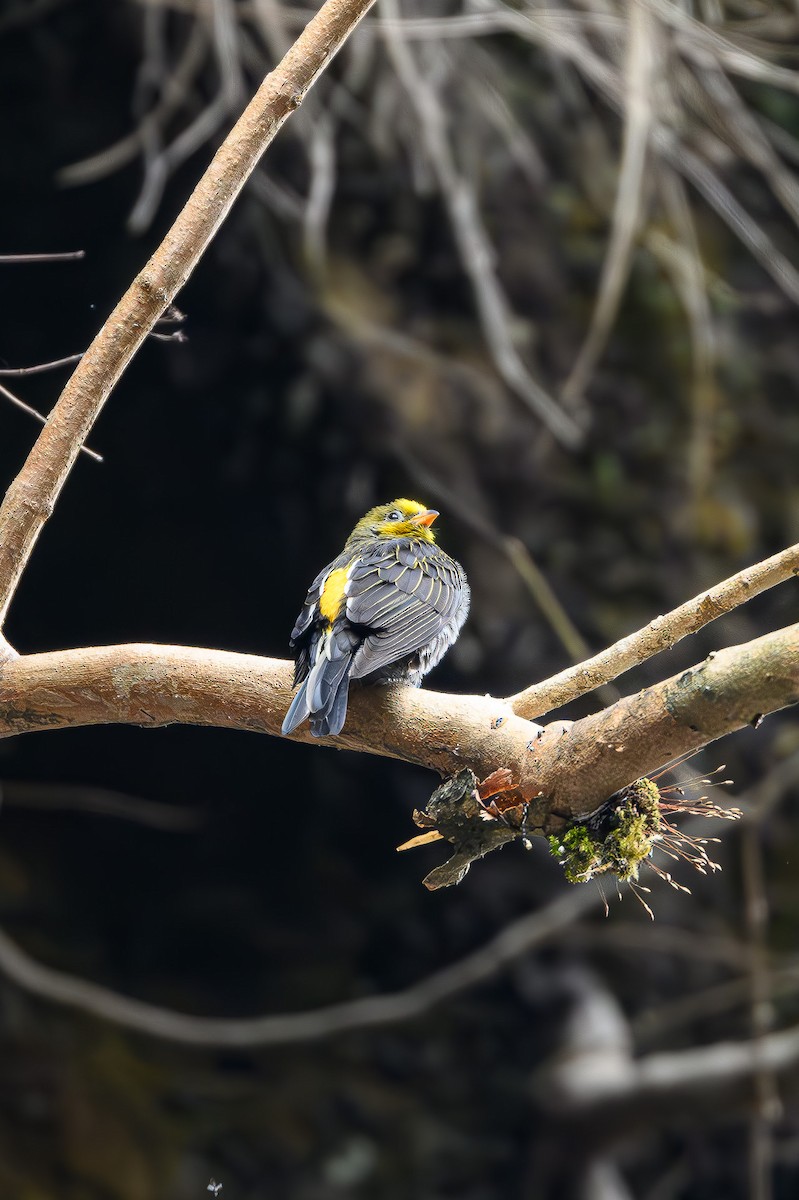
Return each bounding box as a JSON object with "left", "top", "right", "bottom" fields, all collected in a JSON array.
[{"left": 319, "top": 566, "right": 350, "bottom": 623}]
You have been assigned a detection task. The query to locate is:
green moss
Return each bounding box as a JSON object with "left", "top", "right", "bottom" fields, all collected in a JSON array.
[
  {"left": 548, "top": 826, "right": 601, "bottom": 884},
  {"left": 549, "top": 778, "right": 662, "bottom": 884}
]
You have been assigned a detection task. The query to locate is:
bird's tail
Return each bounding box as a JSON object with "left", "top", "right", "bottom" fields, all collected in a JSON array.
[{"left": 281, "top": 631, "right": 355, "bottom": 737}]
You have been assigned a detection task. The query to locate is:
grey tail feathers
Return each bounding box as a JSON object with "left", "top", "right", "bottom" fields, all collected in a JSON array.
[
  {"left": 281, "top": 681, "right": 311, "bottom": 736},
  {"left": 281, "top": 651, "right": 353, "bottom": 737}
]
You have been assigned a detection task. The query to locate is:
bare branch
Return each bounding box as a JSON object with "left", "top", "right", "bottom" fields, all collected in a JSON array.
[
  {"left": 0, "top": 354, "right": 84, "bottom": 377},
  {"left": 509, "top": 542, "right": 799, "bottom": 720},
  {"left": 0, "top": 382, "right": 103, "bottom": 464},
  {"left": 0, "top": 625, "right": 796, "bottom": 834},
  {"left": 0, "top": 0, "right": 378, "bottom": 630},
  {"left": 0, "top": 251, "right": 85, "bottom": 263}
]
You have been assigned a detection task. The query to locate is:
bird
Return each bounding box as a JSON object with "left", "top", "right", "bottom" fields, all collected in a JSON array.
[{"left": 281, "top": 499, "right": 470, "bottom": 738}]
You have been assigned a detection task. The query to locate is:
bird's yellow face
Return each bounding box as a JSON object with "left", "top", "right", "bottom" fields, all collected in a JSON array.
[{"left": 347, "top": 498, "right": 440, "bottom": 545}]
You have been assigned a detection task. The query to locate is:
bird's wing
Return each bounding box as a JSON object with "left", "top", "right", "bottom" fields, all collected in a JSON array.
[
  {"left": 345, "top": 543, "right": 465, "bottom": 680},
  {"left": 288, "top": 559, "right": 343, "bottom": 684},
  {"left": 289, "top": 564, "right": 328, "bottom": 643}
]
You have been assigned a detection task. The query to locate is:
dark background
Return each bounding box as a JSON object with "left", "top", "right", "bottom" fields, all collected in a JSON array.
[{"left": 1, "top": 1, "right": 798, "bottom": 1197}]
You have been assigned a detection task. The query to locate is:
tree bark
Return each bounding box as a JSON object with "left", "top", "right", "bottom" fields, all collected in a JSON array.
[{"left": 1, "top": 623, "right": 796, "bottom": 833}]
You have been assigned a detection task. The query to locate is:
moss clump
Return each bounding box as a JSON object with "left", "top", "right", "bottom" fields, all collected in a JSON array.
[
  {"left": 547, "top": 825, "right": 601, "bottom": 884},
  {"left": 548, "top": 778, "right": 662, "bottom": 884}
]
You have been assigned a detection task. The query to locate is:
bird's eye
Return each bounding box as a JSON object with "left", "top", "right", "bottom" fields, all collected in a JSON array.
[{"left": 387, "top": 509, "right": 403, "bottom": 521}]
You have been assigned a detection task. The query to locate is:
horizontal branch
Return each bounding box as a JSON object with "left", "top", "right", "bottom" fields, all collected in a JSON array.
[
  {"left": 509, "top": 540, "right": 799, "bottom": 719},
  {"left": 0, "top": 624, "right": 796, "bottom": 832}
]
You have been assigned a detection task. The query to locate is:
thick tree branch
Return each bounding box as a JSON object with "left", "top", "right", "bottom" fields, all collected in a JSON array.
[
  {"left": 0, "top": 0, "right": 376, "bottom": 629},
  {"left": 509, "top": 540, "right": 799, "bottom": 719},
  {"left": 0, "top": 624, "right": 796, "bottom": 835},
  {"left": 524, "top": 622, "right": 797, "bottom": 820}
]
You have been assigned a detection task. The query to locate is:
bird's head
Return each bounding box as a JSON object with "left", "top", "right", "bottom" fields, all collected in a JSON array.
[{"left": 346, "top": 499, "right": 440, "bottom": 545}]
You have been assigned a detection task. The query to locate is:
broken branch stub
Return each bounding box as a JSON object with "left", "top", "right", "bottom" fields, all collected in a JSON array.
[{"left": 411, "top": 769, "right": 521, "bottom": 890}]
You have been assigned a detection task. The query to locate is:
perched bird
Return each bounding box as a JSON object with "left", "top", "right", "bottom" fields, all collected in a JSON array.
[{"left": 282, "top": 499, "right": 470, "bottom": 737}]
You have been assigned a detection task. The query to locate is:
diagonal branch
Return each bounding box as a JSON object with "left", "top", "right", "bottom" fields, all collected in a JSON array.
[
  {"left": 509, "top": 541, "right": 799, "bottom": 720},
  {"left": 0, "top": 0, "right": 377, "bottom": 630}
]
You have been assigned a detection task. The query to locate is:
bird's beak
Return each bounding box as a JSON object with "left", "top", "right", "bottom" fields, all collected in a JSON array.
[{"left": 410, "top": 509, "right": 439, "bottom": 528}]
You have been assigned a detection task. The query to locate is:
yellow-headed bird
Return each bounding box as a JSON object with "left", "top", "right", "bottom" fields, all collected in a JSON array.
[{"left": 282, "top": 499, "right": 470, "bottom": 737}]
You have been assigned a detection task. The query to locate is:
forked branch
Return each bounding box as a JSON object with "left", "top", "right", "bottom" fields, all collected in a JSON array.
[{"left": 0, "top": 624, "right": 796, "bottom": 843}]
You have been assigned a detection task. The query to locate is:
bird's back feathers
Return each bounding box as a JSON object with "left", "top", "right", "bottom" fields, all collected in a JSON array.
[{"left": 282, "top": 524, "right": 469, "bottom": 738}]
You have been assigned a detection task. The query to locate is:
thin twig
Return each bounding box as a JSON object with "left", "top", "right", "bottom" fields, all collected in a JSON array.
[
  {"left": 371, "top": 4, "right": 799, "bottom": 330},
  {"left": 509, "top": 542, "right": 799, "bottom": 719},
  {"left": 0, "top": 251, "right": 85, "bottom": 263},
  {"left": 0, "top": 383, "right": 103, "bottom": 464},
  {"left": 0, "top": 354, "right": 84, "bottom": 377},
  {"left": 0, "top": 0, "right": 378, "bottom": 630}
]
